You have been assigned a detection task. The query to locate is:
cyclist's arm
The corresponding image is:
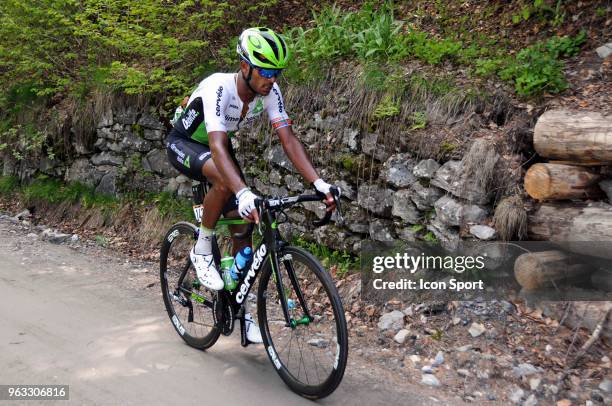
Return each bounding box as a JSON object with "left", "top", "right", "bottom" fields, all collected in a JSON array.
[{"left": 277, "top": 126, "right": 335, "bottom": 210}]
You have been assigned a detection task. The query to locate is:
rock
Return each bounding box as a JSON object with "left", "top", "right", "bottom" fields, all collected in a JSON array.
[
  {"left": 421, "top": 374, "right": 441, "bottom": 387},
  {"left": 431, "top": 160, "right": 491, "bottom": 204},
  {"left": 529, "top": 378, "right": 541, "bottom": 391},
  {"left": 70, "top": 235, "right": 79, "bottom": 243},
  {"left": 120, "top": 132, "right": 152, "bottom": 152},
  {"left": 334, "top": 179, "right": 356, "bottom": 200},
  {"left": 432, "top": 351, "right": 445, "bottom": 367},
  {"left": 394, "top": 329, "right": 411, "bottom": 344},
  {"left": 264, "top": 145, "right": 297, "bottom": 173},
  {"left": 396, "top": 226, "right": 418, "bottom": 242},
  {"left": 358, "top": 184, "right": 394, "bottom": 217},
  {"left": 342, "top": 128, "right": 359, "bottom": 151},
  {"left": 65, "top": 159, "right": 105, "bottom": 187},
  {"left": 421, "top": 365, "right": 434, "bottom": 374},
  {"left": 556, "top": 400, "right": 571, "bottom": 406},
  {"left": 142, "top": 128, "right": 163, "bottom": 141},
  {"left": 362, "top": 133, "right": 389, "bottom": 161},
  {"left": 509, "top": 387, "right": 525, "bottom": 404},
  {"left": 392, "top": 190, "right": 420, "bottom": 223},
  {"left": 469, "top": 225, "right": 497, "bottom": 240},
  {"left": 468, "top": 322, "right": 486, "bottom": 337},
  {"left": 307, "top": 338, "right": 328, "bottom": 348},
  {"left": 91, "top": 152, "right": 124, "bottom": 166},
  {"left": 434, "top": 195, "right": 488, "bottom": 226},
  {"left": 411, "top": 182, "right": 443, "bottom": 210},
  {"left": 114, "top": 107, "right": 137, "bottom": 125},
  {"left": 13, "top": 209, "right": 31, "bottom": 220},
  {"left": 457, "top": 369, "right": 470, "bottom": 377},
  {"left": 512, "top": 363, "right": 538, "bottom": 378},
  {"left": 369, "top": 219, "right": 395, "bottom": 242},
  {"left": 596, "top": 43, "right": 612, "bottom": 59},
  {"left": 377, "top": 310, "right": 405, "bottom": 332},
  {"left": 487, "top": 394, "right": 497, "bottom": 401},
  {"left": 96, "top": 107, "right": 113, "bottom": 128},
  {"left": 343, "top": 205, "right": 369, "bottom": 234},
  {"left": 269, "top": 170, "right": 282, "bottom": 185},
  {"left": 599, "top": 378, "right": 612, "bottom": 393},
  {"left": 523, "top": 394, "right": 538, "bottom": 406},
  {"left": 312, "top": 112, "right": 341, "bottom": 131},
  {"left": 408, "top": 354, "right": 421, "bottom": 365},
  {"left": 313, "top": 225, "right": 360, "bottom": 253},
  {"left": 138, "top": 112, "right": 163, "bottom": 130},
  {"left": 41, "top": 229, "right": 72, "bottom": 244},
  {"left": 413, "top": 159, "right": 440, "bottom": 179},
  {"left": 284, "top": 174, "right": 304, "bottom": 192},
  {"left": 599, "top": 180, "right": 612, "bottom": 203},
  {"left": 591, "top": 391, "right": 604, "bottom": 402},
  {"left": 95, "top": 169, "right": 118, "bottom": 195},
  {"left": 427, "top": 219, "right": 460, "bottom": 251},
  {"left": 143, "top": 149, "right": 178, "bottom": 177},
  {"left": 381, "top": 154, "right": 416, "bottom": 188}
]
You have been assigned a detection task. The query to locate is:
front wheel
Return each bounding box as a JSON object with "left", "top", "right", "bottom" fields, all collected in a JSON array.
[
  {"left": 160, "top": 222, "right": 220, "bottom": 349},
  {"left": 257, "top": 246, "right": 348, "bottom": 399}
]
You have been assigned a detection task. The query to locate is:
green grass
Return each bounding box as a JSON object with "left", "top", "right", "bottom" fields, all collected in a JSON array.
[{"left": 293, "top": 236, "right": 359, "bottom": 278}]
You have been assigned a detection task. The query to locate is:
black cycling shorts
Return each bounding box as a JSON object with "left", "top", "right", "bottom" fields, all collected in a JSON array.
[{"left": 166, "top": 130, "right": 243, "bottom": 215}]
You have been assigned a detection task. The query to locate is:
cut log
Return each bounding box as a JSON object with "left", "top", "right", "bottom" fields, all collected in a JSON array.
[
  {"left": 534, "top": 110, "right": 612, "bottom": 163},
  {"left": 524, "top": 163, "right": 601, "bottom": 200},
  {"left": 528, "top": 203, "right": 612, "bottom": 259},
  {"left": 514, "top": 250, "right": 592, "bottom": 290}
]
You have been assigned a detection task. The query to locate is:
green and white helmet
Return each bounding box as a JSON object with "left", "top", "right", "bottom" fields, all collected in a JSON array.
[{"left": 236, "top": 27, "right": 290, "bottom": 69}]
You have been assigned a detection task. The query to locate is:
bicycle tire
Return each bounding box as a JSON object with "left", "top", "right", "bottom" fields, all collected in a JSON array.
[
  {"left": 160, "top": 221, "right": 220, "bottom": 349},
  {"left": 257, "top": 246, "right": 348, "bottom": 399}
]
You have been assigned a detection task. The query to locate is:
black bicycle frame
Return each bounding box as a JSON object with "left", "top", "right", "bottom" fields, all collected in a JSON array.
[{"left": 221, "top": 207, "right": 309, "bottom": 328}]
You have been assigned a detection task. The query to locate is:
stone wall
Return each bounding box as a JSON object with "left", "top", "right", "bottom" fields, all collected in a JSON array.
[{"left": 1, "top": 104, "right": 512, "bottom": 253}]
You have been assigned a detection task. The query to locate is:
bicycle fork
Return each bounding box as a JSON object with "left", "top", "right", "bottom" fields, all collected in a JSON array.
[{"left": 271, "top": 251, "right": 313, "bottom": 328}]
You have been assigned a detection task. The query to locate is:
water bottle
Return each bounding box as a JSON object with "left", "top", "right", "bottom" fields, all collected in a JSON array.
[
  {"left": 230, "top": 247, "right": 253, "bottom": 281},
  {"left": 220, "top": 255, "right": 236, "bottom": 291}
]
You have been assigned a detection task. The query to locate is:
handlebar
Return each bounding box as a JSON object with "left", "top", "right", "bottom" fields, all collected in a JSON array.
[{"left": 231, "top": 186, "right": 343, "bottom": 239}]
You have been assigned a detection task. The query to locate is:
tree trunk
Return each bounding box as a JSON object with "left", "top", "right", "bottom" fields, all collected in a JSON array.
[
  {"left": 524, "top": 163, "right": 601, "bottom": 200},
  {"left": 528, "top": 204, "right": 612, "bottom": 259},
  {"left": 534, "top": 109, "right": 612, "bottom": 163},
  {"left": 514, "top": 250, "right": 592, "bottom": 290}
]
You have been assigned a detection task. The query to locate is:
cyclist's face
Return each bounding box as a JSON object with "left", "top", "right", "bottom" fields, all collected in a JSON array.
[{"left": 241, "top": 61, "right": 277, "bottom": 96}]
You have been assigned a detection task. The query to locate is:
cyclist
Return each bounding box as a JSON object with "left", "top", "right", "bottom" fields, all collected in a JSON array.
[{"left": 166, "top": 27, "right": 339, "bottom": 343}]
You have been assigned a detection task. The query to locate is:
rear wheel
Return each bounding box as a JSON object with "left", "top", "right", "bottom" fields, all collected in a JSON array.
[
  {"left": 160, "top": 222, "right": 220, "bottom": 349},
  {"left": 257, "top": 246, "right": 348, "bottom": 399}
]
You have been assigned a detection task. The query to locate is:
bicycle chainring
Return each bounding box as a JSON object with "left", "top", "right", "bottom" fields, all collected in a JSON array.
[{"left": 213, "top": 293, "right": 234, "bottom": 336}]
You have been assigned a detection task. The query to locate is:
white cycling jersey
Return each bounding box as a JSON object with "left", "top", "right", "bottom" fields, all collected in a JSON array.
[{"left": 173, "top": 73, "right": 291, "bottom": 144}]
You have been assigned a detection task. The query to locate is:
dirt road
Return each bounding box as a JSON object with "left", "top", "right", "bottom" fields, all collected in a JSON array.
[{"left": 0, "top": 215, "right": 451, "bottom": 405}]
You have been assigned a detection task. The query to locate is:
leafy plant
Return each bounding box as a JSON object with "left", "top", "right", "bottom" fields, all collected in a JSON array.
[
  {"left": 372, "top": 94, "right": 401, "bottom": 120},
  {"left": 410, "top": 112, "right": 427, "bottom": 130}
]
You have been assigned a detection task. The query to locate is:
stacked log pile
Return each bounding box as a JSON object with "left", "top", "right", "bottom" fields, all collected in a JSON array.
[{"left": 514, "top": 110, "right": 612, "bottom": 336}]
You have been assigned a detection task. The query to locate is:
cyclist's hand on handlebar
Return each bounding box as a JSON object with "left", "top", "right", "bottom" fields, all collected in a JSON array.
[
  {"left": 313, "top": 179, "right": 341, "bottom": 212},
  {"left": 237, "top": 188, "right": 260, "bottom": 224}
]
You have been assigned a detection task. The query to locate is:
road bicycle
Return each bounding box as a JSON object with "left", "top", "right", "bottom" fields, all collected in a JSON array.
[{"left": 159, "top": 182, "right": 348, "bottom": 399}]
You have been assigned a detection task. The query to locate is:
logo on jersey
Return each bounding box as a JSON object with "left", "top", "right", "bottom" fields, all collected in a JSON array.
[
  {"left": 181, "top": 109, "right": 199, "bottom": 129},
  {"left": 272, "top": 88, "right": 284, "bottom": 113},
  {"left": 183, "top": 156, "right": 190, "bottom": 169},
  {"left": 252, "top": 99, "right": 264, "bottom": 114},
  {"left": 215, "top": 86, "right": 223, "bottom": 117},
  {"left": 198, "top": 151, "right": 211, "bottom": 161}
]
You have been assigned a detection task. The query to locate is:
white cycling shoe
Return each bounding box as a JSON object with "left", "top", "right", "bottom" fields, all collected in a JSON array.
[
  {"left": 189, "top": 248, "right": 224, "bottom": 291},
  {"left": 245, "top": 312, "right": 263, "bottom": 344}
]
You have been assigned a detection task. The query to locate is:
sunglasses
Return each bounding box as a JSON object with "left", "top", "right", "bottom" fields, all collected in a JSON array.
[{"left": 255, "top": 67, "right": 282, "bottom": 79}]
